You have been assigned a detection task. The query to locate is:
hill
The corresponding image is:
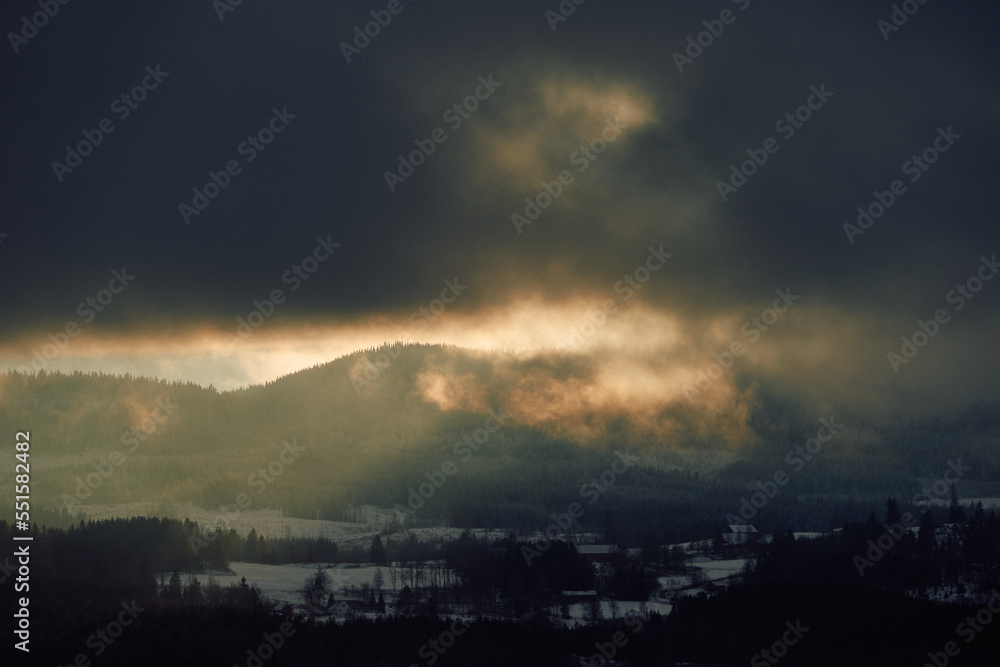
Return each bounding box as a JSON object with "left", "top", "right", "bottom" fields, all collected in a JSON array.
[{"left": 3, "top": 344, "right": 1000, "bottom": 543}]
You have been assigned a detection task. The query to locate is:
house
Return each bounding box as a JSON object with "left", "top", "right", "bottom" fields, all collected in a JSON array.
[
  {"left": 576, "top": 544, "right": 619, "bottom": 563},
  {"left": 560, "top": 590, "right": 598, "bottom": 603},
  {"left": 723, "top": 524, "right": 759, "bottom": 545},
  {"left": 330, "top": 601, "right": 351, "bottom": 617}
]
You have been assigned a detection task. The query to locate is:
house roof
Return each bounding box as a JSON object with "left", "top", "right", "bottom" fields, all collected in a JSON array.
[
  {"left": 726, "top": 524, "right": 759, "bottom": 533},
  {"left": 577, "top": 545, "right": 616, "bottom": 554},
  {"left": 560, "top": 590, "right": 598, "bottom": 597}
]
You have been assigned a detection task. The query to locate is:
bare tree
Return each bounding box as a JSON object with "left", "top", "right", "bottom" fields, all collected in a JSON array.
[
  {"left": 584, "top": 597, "right": 603, "bottom": 624},
  {"left": 300, "top": 565, "right": 333, "bottom": 615}
]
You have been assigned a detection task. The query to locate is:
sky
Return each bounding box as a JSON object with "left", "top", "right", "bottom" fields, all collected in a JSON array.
[{"left": 1, "top": 0, "right": 998, "bottom": 428}]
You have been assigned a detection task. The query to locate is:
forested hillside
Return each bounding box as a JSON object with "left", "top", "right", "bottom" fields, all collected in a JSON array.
[{"left": 3, "top": 344, "right": 1000, "bottom": 543}]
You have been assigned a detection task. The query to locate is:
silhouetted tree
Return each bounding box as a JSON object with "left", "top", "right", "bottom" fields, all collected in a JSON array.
[
  {"left": 186, "top": 576, "right": 203, "bottom": 604},
  {"left": 585, "top": 596, "right": 603, "bottom": 624},
  {"left": 164, "top": 571, "right": 182, "bottom": 601},
  {"left": 301, "top": 566, "right": 333, "bottom": 614},
  {"left": 370, "top": 535, "right": 387, "bottom": 564},
  {"left": 948, "top": 484, "right": 965, "bottom": 523}
]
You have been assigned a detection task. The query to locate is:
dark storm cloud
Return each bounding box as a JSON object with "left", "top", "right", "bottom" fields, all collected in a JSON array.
[{"left": 1, "top": 0, "right": 998, "bottom": 409}]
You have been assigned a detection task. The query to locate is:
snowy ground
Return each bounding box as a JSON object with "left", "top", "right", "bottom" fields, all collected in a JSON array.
[
  {"left": 74, "top": 502, "right": 509, "bottom": 549},
  {"left": 926, "top": 497, "right": 1000, "bottom": 509},
  {"left": 654, "top": 555, "right": 749, "bottom": 601},
  {"left": 688, "top": 556, "right": 746, "bottom": 581},
  {"left": 163, "top": 561, "right": 675, "bottom": 626},
  {"left": 559, "top": 600, "right": 672, "bottom": 628},
  {"left": 792, "top": 531, "right": 826, "bottom": 540},
  {"left": 166, "top": 561, "right": 395, "bottom": 607},
  {"left": 85, "top": 503, "right": 748, "bottom": 623}
]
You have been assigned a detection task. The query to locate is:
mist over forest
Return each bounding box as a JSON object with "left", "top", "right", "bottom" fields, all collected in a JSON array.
[{"left": 4, "top": 344, "right": 999, "bottom": 544}]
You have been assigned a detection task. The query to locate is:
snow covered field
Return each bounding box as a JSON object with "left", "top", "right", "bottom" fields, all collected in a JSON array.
[
  {"left": 169, "top": 561, "right": 391, "bottom": 607},
  {"left": 926, "top": 497, "right": 1000, "bottom": 509},
  {"left": 690, "top": 556, "right": 747, "bottom": 581},
  {"left": 560, "top": 600, "right": 672, "bottom": 628},
  {"left": 166, "top": 561, "right": 675, "bottom": 626},
  {"left": 89, "top": 502, "right": 745, "bottom": 623},
  {"left": 654, "top": 555, "right": 749, "bottom": 602},
  {"left": 75, "top": 502, "right": 509, "bottom": 549}
]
